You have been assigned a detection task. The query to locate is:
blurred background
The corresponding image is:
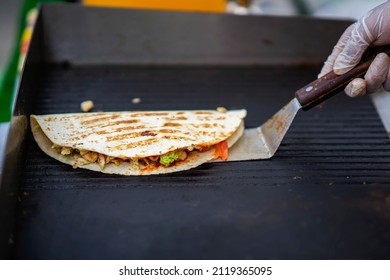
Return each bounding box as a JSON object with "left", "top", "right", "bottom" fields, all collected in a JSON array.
[
  {"left": 0, "top": 0, "right": 22, "bottom": 75},
  {"left": 0, "top": 0, "right": 385, "bottom": 81}
]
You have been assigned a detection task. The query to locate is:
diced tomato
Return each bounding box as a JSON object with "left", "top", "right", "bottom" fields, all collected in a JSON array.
[{"left": 213, "top": 140, "right": 228, "bottom": 161}]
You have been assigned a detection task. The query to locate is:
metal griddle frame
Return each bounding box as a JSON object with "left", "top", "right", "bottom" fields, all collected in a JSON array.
[{"left": 3, "top": 4, "right": 390, "bottom": 260}]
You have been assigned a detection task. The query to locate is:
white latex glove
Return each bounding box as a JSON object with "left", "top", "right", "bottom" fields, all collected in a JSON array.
[{"left": 319, "top": 1, "right": 390, "bottom": 97}]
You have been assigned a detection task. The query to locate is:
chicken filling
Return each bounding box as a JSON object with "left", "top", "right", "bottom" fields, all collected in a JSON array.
[{"left": 51, "top": 144, "right": 215, "bottom": 171}]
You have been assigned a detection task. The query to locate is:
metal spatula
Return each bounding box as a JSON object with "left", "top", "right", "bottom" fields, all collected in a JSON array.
[{"left": 228, "top": 46, "right": 390, "bottom": 161}]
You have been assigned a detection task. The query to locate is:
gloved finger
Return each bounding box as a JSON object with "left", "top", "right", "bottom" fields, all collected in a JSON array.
[
  {"left": 364, "top": 52, "right": 390, "bottom": 94},
  {"left": 334, "top": 26, "right": 371, "bottom": 74},
  {"left": 334, "top": 9, "right": 385, "bottom": 75},
  {"left": 344, "top": 78, "right": 366, "bottom": 98},
  {"left": 318, "top": 24, "right": 355, "bottom": 78},
  {"left": 383, "top": 66, "right": 390, "bottom": 92}
]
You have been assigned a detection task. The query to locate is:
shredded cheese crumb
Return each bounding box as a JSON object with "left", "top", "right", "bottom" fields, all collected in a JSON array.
[
  {"left": 132, "top": 98, "right": 141, "bottom": 104},
  {"left": 81, "top": 100, "right": 94, "bottom": 112},
  {"left": 217, "top": 107, "right": 227, "bottom": 113}
]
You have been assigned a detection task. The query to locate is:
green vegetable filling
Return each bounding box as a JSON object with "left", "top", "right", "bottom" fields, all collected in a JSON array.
[{"left": 159, "top": 151, "right": 183, "bottom": 167}]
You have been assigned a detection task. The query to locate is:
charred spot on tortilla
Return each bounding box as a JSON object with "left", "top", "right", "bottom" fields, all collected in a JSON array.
[
  {"left": 30, "top": 109, "right": 246, "bottom": 176},
  {"left": 141, "top": 130, "right": 157, "bottom": 137}
]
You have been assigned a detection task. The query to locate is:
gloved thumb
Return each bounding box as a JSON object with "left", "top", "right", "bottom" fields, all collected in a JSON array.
[{"left": 334, "top": 9, "right": 384, "bottom": 75}]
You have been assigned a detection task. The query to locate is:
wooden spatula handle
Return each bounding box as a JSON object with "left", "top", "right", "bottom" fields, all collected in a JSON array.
[{"left": 295, "top": 46, "right": 390, "bottom": 110}]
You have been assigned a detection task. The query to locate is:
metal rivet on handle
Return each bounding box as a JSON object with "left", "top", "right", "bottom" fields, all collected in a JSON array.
[{"left": 305, "top": 86, "right": 313, "bottom": 92}]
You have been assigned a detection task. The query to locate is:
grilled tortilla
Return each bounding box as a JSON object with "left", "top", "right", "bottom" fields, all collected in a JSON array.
[{"left": 30, "top": 109, "right": 246, "bottom": 175}]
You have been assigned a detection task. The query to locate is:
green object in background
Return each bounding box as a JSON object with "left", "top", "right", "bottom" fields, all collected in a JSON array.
[
  {"left": 291, "top": 0, "right": 312, "bottom": 15},
  {"left": 0, "top": 0, "right": 65, "bottom": 123}
]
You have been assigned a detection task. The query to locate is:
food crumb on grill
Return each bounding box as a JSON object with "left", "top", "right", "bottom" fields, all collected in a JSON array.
[
  {"left": 132, "top": 97, "right": 141, "bottom": 104},
  {"left": 217, "top": 107, "right": 227, "bottom": 113},
  {"left": 81, "top": 100, "right": 94, "bottom": 112}
]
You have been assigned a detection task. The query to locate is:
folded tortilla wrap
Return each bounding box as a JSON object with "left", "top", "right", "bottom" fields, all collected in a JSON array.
[{"left": 30, "top": 109, "right": 246, "bottom": 175}]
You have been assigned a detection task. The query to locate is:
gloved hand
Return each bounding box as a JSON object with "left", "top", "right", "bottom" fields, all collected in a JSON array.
[{"left": 319, "top": 1, "right": 390, "bottom": 97}]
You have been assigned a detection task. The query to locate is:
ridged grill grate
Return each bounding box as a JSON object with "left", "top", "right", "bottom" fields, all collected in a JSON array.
[{"left": 16, "top": 65, "right": 390, "bottom": 259}]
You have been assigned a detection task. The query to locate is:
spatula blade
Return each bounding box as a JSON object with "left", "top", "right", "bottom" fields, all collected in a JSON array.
[{"left": 228, "top": 98, "right": 301, "bottom": 161}]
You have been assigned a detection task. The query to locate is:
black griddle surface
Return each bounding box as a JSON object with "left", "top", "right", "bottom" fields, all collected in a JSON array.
[{"left": 16, "top": 65, "right": 390, "bottom": 259}]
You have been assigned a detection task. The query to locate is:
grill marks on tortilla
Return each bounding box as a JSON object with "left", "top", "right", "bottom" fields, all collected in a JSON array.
[
  {"left": 67, "top": 120, "right": 145, "bottom": 141},
  {"left": 100, "top": 119, "right": 140, "bottom": 128},
  {"left": 75, "top": 120, "right": 191, "bottom": 143},
  {"left": 163, "top": 122, "right": 182, "bottom": 127},
  {"left": 164, "top": 116, "right": 187, "bottom": 121},
  {"left": 112, "top": 134, "right": 195, "bottom": 151},
  {"left": 31, "top": 110, "right": 247, "bottom": 175},
  {"left": 140, "top": 130, "right": 157, "bottom": 137},
  {"left": 72, "top": 114, "right": 229, "bottom": 144},
  {"left": 112, "top": 138, "right": 159, "bottom": 151},
  {"left": 106, "top": 132, "right": 150, "bottom": 141},
  {"left": 107, "top": 128, "right": 193, "bottom": 145},
  {"left": 195, "top": 111, "right": 213, "bottom": 115},
  {"left": 105, "top": 129, "right": 175, "bottom": 141},
  {"left": 71, "top": 125, "right": 147, "bottom": 140},
  {"left": 130, "top": 112, "right": 169, "bottom": 117},
  {"left": 35, "top": 110, "right": 246, "bottom": 159},
  {"left": 80, "top": 116, "right": 119, "bottom": 126}
]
